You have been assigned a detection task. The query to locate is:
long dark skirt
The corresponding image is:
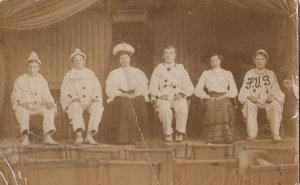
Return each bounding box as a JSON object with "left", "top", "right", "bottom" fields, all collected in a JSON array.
[
  {"left": 202, "top": 97, "right": 236, "bottom": 143},
  {"left": 99, "top": 96, "right": 149, "bottom": 144}
]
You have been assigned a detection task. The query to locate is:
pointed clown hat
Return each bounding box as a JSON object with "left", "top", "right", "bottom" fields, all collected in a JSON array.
[{"left": 26, "top": 51, "right": 41, "bottom": 65}]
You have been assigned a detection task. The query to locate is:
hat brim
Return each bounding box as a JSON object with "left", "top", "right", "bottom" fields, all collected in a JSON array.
[
  {"left": 70, "top": 53, "right": 86, "bottom": 62},
  {"left": 26, "top": 59, "right": 41, "bottom": 65},
  {"left": 115, "top": 51, "right": 133, "bottom": 58}
]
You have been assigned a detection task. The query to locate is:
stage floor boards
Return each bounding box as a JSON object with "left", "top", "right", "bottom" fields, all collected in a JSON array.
[{"left": 1, "top": 137, "right": 297, "bottom": 160}]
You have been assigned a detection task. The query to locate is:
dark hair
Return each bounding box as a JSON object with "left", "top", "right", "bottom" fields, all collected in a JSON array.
[
  {"left": 115, "top": 51, "right": 133, "bottom": 59},
  {"left": 209, "top": 53, "right": 224, "bottom": 62},
  {"left": 71, "top": 54, "right": 85, "bottom": 63},
  {"left": 163, "top": 45, "right": 176, "bottom": 54},
  {"left": 27, "top": 60, "right": 40, "bottom": 65}
]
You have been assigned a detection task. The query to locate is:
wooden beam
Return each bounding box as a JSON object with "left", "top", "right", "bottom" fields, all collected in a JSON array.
[
  {"left": 104, "top": 0, "right": 112, "bottom": 14},
  {"left": 110, "top": 0, "right": 162, "bottom": 9}
]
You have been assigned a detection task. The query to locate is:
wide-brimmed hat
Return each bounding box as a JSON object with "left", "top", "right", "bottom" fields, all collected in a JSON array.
[{"left": 112, "top": 42, "right": 135, "bottom": 57}]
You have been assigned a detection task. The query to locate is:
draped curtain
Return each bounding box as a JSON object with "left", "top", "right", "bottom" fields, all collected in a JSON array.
[
  {"left": 0, "top": 0, "right": 99, "bottom": 30},
  {"left": 224, "top": 0, "right": 296, "bottom": 18},
  {"left": 224, "top": 0, "right": 297, "bottom": 78}
]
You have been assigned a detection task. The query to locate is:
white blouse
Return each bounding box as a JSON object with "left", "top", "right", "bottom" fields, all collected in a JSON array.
[
  {"left": 194, "top": 68, "right": 238, "bottom": 99},
  {"left": 106, "top": 66, "right": 149, "bottom": 103}
]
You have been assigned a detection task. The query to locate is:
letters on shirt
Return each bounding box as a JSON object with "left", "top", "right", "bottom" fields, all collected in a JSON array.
[{"left": 245, "top": 75, "right": 271, "bottom": 89}]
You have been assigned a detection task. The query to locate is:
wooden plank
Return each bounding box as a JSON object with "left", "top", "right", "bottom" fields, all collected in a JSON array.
[
  {"left": 80, "top": 10, "right": 87, "bottom": 65},
  {"left": 153, "top": 11, "right": 160, "bottom": 67},
  {"left": 104, "top": 12, "right": 112, "bottom": 81},
  {"left": 75, "top": 13, "right": 82, "bottom": 54},
  {"left": 173, "top": 159, "right": 237, "bottom": 185},
  {"left": 63, "top": 18, "right": 70, "bottom": 76},
  {"left": 92, "top": 8, "right": 100, "bottom": 78},
  {"left": 52, "top": 26, "right": 58, "bottom": 83},
  {"left": 70, "top": 147, "right": 120, "bottom": 160},
  {"left": 69, "top": 16, "right": 76, "bottom": 63},
  {"left": 99, "top": 11, "right": 106, "bottom": 82},
  {"left": 57, "top": 22, "right": 64, "bottom": 83},
  {"left": 86, "top": 9, "right": 94, "bottom": 70},
  {"left": 20, "top": 159, "right": 87, "bottom": 185},
  {"left": 126, "top": 148, "right": 174, "bottom": 185},
  {"left": 44, "top": 28, "right": 52, "bottom": 81},
  {"left": 249, "top": 164, "right": 298, "bottom": 185},
  {"left": 178, "top": 10, "right": 185, "bottom": 65}
]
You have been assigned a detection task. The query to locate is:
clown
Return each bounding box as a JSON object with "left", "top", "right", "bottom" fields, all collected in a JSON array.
[
  {"left": 11, "top": 51, "right": 58, "bottom": 146},
  {"left": 149, "top": 45, "right": 194, "bottom": 142},
  {"left": 238, "top": 49, "right": 285, "bottom": 141},
  {"left": 61, "top": 49, "right": 104, "bottom": 145}
]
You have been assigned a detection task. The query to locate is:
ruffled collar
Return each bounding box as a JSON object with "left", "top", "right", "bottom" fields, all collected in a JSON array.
[
  {"left": 163, "top": 62, "right": 176, "bottom": 68},
  {"left": 68, "top": 67, "right": 94, "bottom": 80},
  {"left": 254, "top": 68, "right": 267, "bottom": 74},
  {"left": 20, "top": 73, "right": 45, "bottom": 93}
]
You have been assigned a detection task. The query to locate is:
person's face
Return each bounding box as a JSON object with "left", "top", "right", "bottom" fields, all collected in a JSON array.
[
  {"left": 27, "top": 61, "right": 40, "bottom": 77},
  {"left": 72, "top": 55, "right": 85, "bottom": 69},
  {"left": 210, "top": 55, "right": 221, "bottom": 69},
  {"left": 119, "top": 54, "right": 131, "bottom": 67},
  {"left": 254, "top": 54, "right": 267, "bottom": 70},
  {"left": 283, "top": 79, "right": 293, "bottom": 90},
  {"left": 163, "top": 48, "right": 176, "bottom": 64}
]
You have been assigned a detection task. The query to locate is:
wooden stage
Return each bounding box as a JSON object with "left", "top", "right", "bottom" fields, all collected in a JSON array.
[{"left": 0, "top": 137, "right": 298, "bottom": 185}]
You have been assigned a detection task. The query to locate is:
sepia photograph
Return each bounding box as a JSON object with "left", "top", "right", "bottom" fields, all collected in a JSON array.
[{"left": 0, "top": 0, "right": 298, "bottom": 184}]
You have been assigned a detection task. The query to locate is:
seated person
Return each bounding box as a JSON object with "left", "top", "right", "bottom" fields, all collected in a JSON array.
[
  {"left": 194, "top": 53, "right": 238, "bottom": 143},
  {"left": 61, "top": 49, "right": 104, "bottom": 145},
  {"left": 149, "top": 45, "right": 194, "bottom": 142},
  {"left": 282, "top": 73, "right": 298, "bottom": 136},
  {"left": 100, "top": 42, "right": 150, "bottom": 144},
  {"left": 283, "top": 73, "right": 298, "bottom": 100},
  {"left": 238, "top": 49, "right": 285, "bottom": 141},
  {"left": 11, "top": 51, "right": 58, "bottom": 146}
]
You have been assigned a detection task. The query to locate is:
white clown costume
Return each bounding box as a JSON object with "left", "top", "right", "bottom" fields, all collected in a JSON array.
[
  {"left": 149, "top": 61, "right": 194, "bottom": 141},
  {"left": 11, "top": 51, "right": 57, "bottom": 145},
  {"left": 61, "top": 49, "right": 104, "bottom": 145},
  {"left": 239, "top": 67, "right": 285, "bottom": 140}
]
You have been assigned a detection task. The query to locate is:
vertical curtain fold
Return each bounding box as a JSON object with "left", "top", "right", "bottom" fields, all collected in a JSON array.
[
  {"left": 0, "top": 0, "right": 99, "bottom": 30},
  {"left": 224, "top": 0, "right": 297, "bottom": 79},
  {"left": 224, "top": 0, "right": 296, "bottom": 17}
]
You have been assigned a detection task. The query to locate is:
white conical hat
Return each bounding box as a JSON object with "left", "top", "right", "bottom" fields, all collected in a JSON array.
[
  {"left": 112, "top": 42, "right": 135, "bottom": 56},
  {"left": 26, "top": 51, "right": 41, "bottom": 65},
  {"left": 70, "top": 48, "right": 86, "bottom": 62}
]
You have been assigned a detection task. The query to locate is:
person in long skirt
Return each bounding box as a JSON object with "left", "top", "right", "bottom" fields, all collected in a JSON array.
[
  {"left": 100, "top": 43, "right": 150, "bottom": 144},
  {"left": 194, "top": 53, "right": 238, "bottom": 143}
]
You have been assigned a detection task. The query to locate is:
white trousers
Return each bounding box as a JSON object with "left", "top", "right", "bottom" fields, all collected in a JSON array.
[
  {"left": 15, "top": 106, "right": 56, "bottom": 135},
  {"left": 67, "top": 102, "right": 104, "bottom": 134},
  {"left": 242, "top": 100, "right": 282, "bottom": 138},
  {"left": 156, "top": 98, "right": 189, "bottom": 135}
]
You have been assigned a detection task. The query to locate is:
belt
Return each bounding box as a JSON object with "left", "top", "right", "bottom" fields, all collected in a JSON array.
[
  {"left": 208, "top": 92, "right": 226, "bottom": 97},
  {"left": 119, "top": 89, "right": 135, "bottom": 94}
]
